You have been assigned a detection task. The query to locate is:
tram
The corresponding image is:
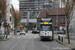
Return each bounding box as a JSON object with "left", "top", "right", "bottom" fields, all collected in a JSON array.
[{"left": 39, "top": 18, "right": 54, "bottom": 40}]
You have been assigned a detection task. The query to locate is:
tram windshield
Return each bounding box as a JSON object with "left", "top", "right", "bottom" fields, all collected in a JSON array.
[{"left": 41, "top": 24, "right": 52, "bottom": 31}]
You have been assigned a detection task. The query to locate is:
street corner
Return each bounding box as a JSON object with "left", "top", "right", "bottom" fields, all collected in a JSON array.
[
  {"left": 56, "top": 39, "right": 66, "bottom": 46},
  {"left": 69, "top": 45, "right": 75, "bottom": 50},
  {"left": 0, "top": 38, "right": 9, "bottom": 41},
  {"left": 70, "top": 47, "right": 75, "bottom": 50},
  {"left": 0, "top": 36, "right": 11, "bottom": 41}
]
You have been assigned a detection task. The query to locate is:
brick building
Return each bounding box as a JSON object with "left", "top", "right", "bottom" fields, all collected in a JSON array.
[{"left": 37, "top": 8, "right": 66, "bottom": 31}]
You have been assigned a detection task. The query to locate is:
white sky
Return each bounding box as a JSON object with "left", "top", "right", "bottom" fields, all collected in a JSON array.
[{"left": 12, "top": 0, "right": 19, "bottom": 10}]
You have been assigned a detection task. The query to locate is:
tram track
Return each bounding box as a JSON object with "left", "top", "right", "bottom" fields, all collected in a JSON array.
[
  {"left": 10, "top": 38, "right": 27, "bottom": 50},
  {"left": 41, "top": 39, "right": 70, "bottom": 50},
  {"left": 41, "top": 40, "right": 57, "bottom": 50}
]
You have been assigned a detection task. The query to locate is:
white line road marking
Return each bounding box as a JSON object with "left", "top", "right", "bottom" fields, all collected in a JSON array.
[
  {"left": 12, "top": 37, "right": 15, "bottom": 38},
  {"left": 42, "top": 42, "right": 50, "bottom": 50},
  {"left": 29, "top": 37, "right": 32, "bottom": 38},
  {"left": 11, "top": 37, "right": 39, "bottom": 39},
  {"left": 22, "top": 39, "right": 27, "bottom": 50},
  {"left": 10, "top": 39, "right": 23, "bottom": 50},
  {"left": 18, "top": 37, "right": 21, "bottom": 38},
  {"left": 24, "top": 37, "right": 26, "bottom": 38},
  {"left": 34, "top": 37, "right": 37, "bottom": 38},
  {"left": 28, "top": 37, "right": 39, "bottom": 39}
]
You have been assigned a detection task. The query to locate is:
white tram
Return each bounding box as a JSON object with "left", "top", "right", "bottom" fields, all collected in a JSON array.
[{"left": 39, "top": 18, "right": 54, "bottom": 40}]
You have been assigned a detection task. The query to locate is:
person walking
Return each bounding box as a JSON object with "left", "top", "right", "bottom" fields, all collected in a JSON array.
[{"left": 7, "top": 24, "right": 10, "bottom": 35}]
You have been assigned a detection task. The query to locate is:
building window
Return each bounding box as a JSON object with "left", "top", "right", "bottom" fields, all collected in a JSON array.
[
  {"left": 10, "top": 17, "right": 11, "bottom": 22},
  {"left": 60, "top": 19, "right": 63, "bottom": 24}
]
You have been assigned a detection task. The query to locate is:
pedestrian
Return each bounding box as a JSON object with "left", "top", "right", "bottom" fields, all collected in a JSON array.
[
  {"left": 8, "top": 29, "right": 10, "bottom": 35},
  {"left": 7, "top": 24, "right": 10, "bottom": 35}
]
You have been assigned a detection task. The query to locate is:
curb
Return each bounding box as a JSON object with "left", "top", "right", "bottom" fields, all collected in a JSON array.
[
  {"left": 56, "top": 39, "right": 66, "bottom": 46},
  {"left": 56, "top": 39, "right": 75, "bottom": 50},
  {"left": 0, "top": 39, "right": 7, "bottom": 41},
  {"left": 69, "top": 47, "right": 75, "bottom": 50},
  {"left": 0, "top": 38, "right": 10, "bottom": 41},
  {"left": 0, "top": 35, "right": 11, "bottom": 41}
]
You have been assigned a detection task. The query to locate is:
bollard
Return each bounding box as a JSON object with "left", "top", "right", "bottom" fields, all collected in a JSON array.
[
  {"left": 55, "top": 32, "right": 57, "bottom": 35},
  {"left": 58, "top": 36, "right": 60, "bottom": 41},
  {"left": 61, "top": 37, "right": 63, "bottom": 42},
  {"left": 72, "top": 48, "right": 75, "bottom": 50},
  {"left": 59, "top": 36, "right": 60, "bottom": 41},
  {"left": 58, "top": 36, "right": 59, "bottom": 40}
]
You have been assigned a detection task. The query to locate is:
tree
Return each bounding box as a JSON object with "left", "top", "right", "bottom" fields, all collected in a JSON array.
[
  {"left": 0, "top": 0, "right": 7, "bottom": 27},
  {"left": 12, "top": 6, "right": 21, "bottom": 34},
  {"left": 20, "top": 23, "right": 25, "bottom": 27},
  {"left": 64, "top": 0, "right": 75, "bottom": 43},
  {"left": 0, "top": 0, "right": 8, "bottom": 39},
  {"left": 29, "top": 23, "right": 36, "bottom": 30},
  {"left": 49, "top": 0, "right": 52, "bottom": 2}
]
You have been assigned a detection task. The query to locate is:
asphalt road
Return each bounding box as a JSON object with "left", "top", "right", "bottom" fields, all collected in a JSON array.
[{"left": 0, "top": 33, "right": 70, "bottom": 50}]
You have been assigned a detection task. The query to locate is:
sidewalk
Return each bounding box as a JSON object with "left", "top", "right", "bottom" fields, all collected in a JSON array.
[
  {"left": 55, "top": 34, "right": 75, "bottom": 50},
  {"left": 4, "top": 31, "right": 14, "bottom": 39}
]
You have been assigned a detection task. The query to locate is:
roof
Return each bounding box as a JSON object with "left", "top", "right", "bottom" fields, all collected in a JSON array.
[{"left": 38, "top": 8, "right": 65, "bottom": 18}]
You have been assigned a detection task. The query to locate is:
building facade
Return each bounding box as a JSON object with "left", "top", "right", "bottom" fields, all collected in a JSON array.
[
  {"left": 69, "top": 1, "right": 75, "bottom": 39},
  {"left": 37, "top": 8, "right": 65, "bottom": 31},
  {"left": 6, "top": 0, "right": 10, "bottom": 24},
  {"left": 52, "top": 0, "right": 67, "bottom": 8},
  {"left": 0, "top": 0, "right": 11, "bottom": 34},
  {"left": 19, "top": 0, "right": 67, "bottom": 23},
  {"left": 19, "top": 0, "right": 51, "bottom": 20}
]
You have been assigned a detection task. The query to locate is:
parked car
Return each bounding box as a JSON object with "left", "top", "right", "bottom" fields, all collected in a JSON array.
[
  {"left": 17, "top": 29, "right": 20, "bottom": 32},
  {"left": 32, "top": 30, "right": 39, "bottom": 34},
  {"left": 57, "top": 30, "right": 65, "bottom": 34},
  {"left": 20, "top": 30, "right": 25, "bottom": 35},
  {"left": 10, "top": 29, "right": 12, "bottom": 32}
]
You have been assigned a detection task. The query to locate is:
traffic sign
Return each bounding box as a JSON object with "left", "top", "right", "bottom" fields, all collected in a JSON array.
[
  {"left": 26, "top": 19, "right": 28, "bottom": 23},
  {"left": 62, "top": 23, "right": 65, "bottom": 26}
]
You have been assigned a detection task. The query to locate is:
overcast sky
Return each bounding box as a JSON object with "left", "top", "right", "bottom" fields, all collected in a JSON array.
[{"left": 12, "top": 0, "right": 19, "bottom": 10}]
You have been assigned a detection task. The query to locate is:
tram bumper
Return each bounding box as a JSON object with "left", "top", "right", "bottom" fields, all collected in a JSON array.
[{"left": 40, "top": 36, "right": 52, "bottom": 39}]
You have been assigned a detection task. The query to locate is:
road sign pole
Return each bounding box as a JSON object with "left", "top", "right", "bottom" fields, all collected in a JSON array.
[
  {"left": 27, "top": 12, "right": 30, "bottom": 31},
  {"left": 54, "top": 25, "right": 57, "bottom": 35}
]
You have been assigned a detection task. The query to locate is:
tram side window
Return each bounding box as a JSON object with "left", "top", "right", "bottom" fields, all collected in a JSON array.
[{"left": 41, "top": 24, "right": 52, "bottom": 31}]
